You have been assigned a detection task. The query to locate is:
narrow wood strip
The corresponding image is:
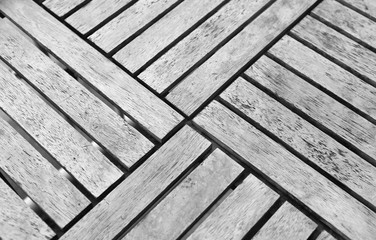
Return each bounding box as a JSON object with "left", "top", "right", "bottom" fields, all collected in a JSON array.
[
  {"left": 0, "top": 61, "right": 122, "bottom": 197},
  {"left": 317, "top": 231, "right": 337, "bottom": 240},
  {"left": 139, "top": 0, "right": 270, "bottom": 93},
  {"left": 340, "top": 0, "right": 376, "bottom": 19},
  {"left": 60, "top": 126, "right": 211, "bottom": 240},
  {"left": 167, "top": 0, "right": 317, "bottom": 116},
  {"left": 43, "top": 0, "right": 86, "bottom": 17},
  {"left": 0, "top": 178, "right": 55, "bottom": 240},
  {"left": 194, "top": 101, "right": 376, "bottom": 240},
  {"left": 0, "top": 0, "right": 183, "bottom": 141},
  {"left": 122, "top": 149, "right": 242, "bottom": 240}
]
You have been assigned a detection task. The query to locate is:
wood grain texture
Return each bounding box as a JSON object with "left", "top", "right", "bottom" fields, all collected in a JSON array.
[
  {"left": 194, "top": 101, "right": 376, "bottom": 240},
  {"left": 252, "top": 202, "right": 316, "bottom": 240},
  {"left": 269, "top": 35, "right": 376, "bottom": 120},
  {"left": 317, "top": 231, "right": 337, "bottom": 240},
  {"left": 43, "top": 0, "right": 86, "bottom": 17},
  {"left": 60, "top": 126, "right": 211, "bottom": 240},
  {"left": 90, "top": 0, "right": 179, "bottom": 53},
  {"left": 0, "top": 61, "right": 122, "bottom": 197},
  {"left": 187, "top": 175, "right": 279, "bottom": 240},
  {"left": 139, "top": 0, "right": 270, "bottom": 93},
  {"left": 123, "top": 149, "right": 242, "bottom": 240},
  {"left": 114, "top": 0, "right": 223, "bottom": 72},
  {"left": 0, "top": 19, "right": 153, "bottom": 169},
  {"left": 245, "top": 56, "right": 376, "bottom": 164},
  {"left": 0, "top": 178, "right": 55, "bottom": 240},
  {"left": 341, "top": 0, "right": 376, "bottom": 19},
  {"left": 0, "top": 0, "right": 183, "bottom": 141},
  {"left": 167, "top": 0, "right": 317, "bottom": 116}
]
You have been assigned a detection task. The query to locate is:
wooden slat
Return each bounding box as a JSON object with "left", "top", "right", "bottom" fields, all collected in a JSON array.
[
  {"left": 43, "top": 0, "right": 86, "bottom": 17},
  {"left": 114, "top": 0, "right": 223, "bottom": 73},
  {"left": 0, "top": 0, "right": 183, "bottom": 141},
  {"left": 0, "top": 61, "right": 122, "bottom": 197},
  {"left": 167, "top": 0, "right": 317, "bottom": 116},
  {"left": 90, "top": 0, "right": 179, "bottom": 53},
  {"left": 252, "top": 202, "right": 316, "bottom": 240},
  {"left": 0, "top": 178, "right": 55, "bottom": 240},
  {"left": 139, "top": 0, "right": 270, "bottom": 93},
  {"left": 245, "top": 56, "right": 376, "bottom": 164},
  {"left": 317, "top": 231, "right": 337, "bottom": 240},
  {"left": 269, "top": 35, "right": 376, "bottom": 120},
  {"left": 341, "top": 0, "right": 376, "bottom": 19},
  {"left": 187, "top": 175, "right": 279, "bottom": 240},
  {"left": 0, "top": 19, "right": 153, "bottom": 169},
  {"left": 194, "top": 101, "right": 376, "bottom": 240},
  {"left": 60, "top": 126, "right": 211, "bottom": 240},
  {"left": 122, "top": 149, "right": 242, "bottom": 240}
]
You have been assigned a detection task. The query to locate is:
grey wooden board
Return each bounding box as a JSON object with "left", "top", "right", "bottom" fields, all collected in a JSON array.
[
  {"left": 113, "top": 0, "right": 223, "bottom": 73},
  {"left": 0, "top": 19, "right": 153, "bottom": 169},
  {"left": 90, "top": 0, "right": 179, "bottom": 53},
  {"left": 0, "top": 0, "right": 183, "bottom": 141},
  {"left": 194, "top": 101, "right": 376, "bottom": 240},
  {"left": 269, "top": 35, "right": 376, "bottom": 120},
  {"left": 0, "top": 178, "right": 55, "bottom": 240},
  {"left": 245, "top": 56, "right": 376, "bottom": 165},
  {"left": 139, "top": 0, "right": 270, "bottom": 93},
  {"left": 122, "top": 149, "right": 242, "bottom": 240},
  {"left": 60, "top": 126, "right": 211, "bottom": 240},
  {"left": 0, "top": 117, "right": 89, "bottom": 227},
  {"left": 291, "top": 16, "right": 376, "bottom": 86},
  {"left": 43, "top": 0, "right": 86, "bottom": 17},
  {"left": 341, "top": 0, "right": 376, "bottom": 19},
  {"left": 251, "top": 202, "right": 316, "bottom": 240},
  {"left": 0, "top": 61, "right": 122, "bottom": 197},
  {"left": 167, "top": 0, "right": 317, "bottom": 116},
  {"left": 66, "top": 0, "right": 133, "bottom": 34},
  {"left": 187, "top": 175, "right": 279, "bottom": 240},
  {"left": 317, "top": 231, "right": 337, "bottom": 240}
]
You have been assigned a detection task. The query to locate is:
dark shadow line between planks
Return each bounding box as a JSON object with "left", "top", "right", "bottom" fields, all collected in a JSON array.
[
  {"left": 61, "top": 0, "right": 92, "bottom": 19},
  {"left": 334, "top": 0, "right": 376, "bottom": 23},
  {"left": 307, "top": 227, "right": 324, "bottom": 240}
]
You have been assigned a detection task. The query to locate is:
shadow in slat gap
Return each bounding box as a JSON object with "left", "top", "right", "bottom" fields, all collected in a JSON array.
[
  {"left": 61, "top": 0, "right": 93, "bottom": 19},
  {"left": 335, "top": 0, "right": 376, "bottom": 23},
  {"left": 307, "top": 227, "right": 324, "bottom": 240}
]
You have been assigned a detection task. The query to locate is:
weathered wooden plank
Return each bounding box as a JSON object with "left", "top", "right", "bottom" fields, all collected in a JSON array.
[
  {"left": 187, "top": 175, "right": 279, "bottom": 240},
  {"left": 0, "top": 61, "right": 122, "bottom": 197},
  {"left": 245, "top": 56, "right": 376, "bottom": 164},
  {"left": 43, "top": 0, "right": 86, "bottom": 17},
  {"left": 113, "top": 0, "right": 223, "bottom": 73},
  {"left": 60, "top": 126, "right": 211, "bottom": 240},
  {"left": 123, "top": 149, "right": 242, "bottom": 240},
  {"left": 139, "top": 0, "right": 270, "bottom": 93},
  {"left": 167, "top": 0, "right": 317, "bottom": 116},
  {"left": 341, "top": 0, "right": 376, "bottom": 19},
  {"left": 194, "top": 101, "right": 376, "bottom": 240},
  {"left": 0, "top": 0, "right": 183, "bottom": 141},
  {"left": 90, "top": 0, "right": 179, "bottom": 53},
  {"left": 0, "top": 19, "right": 153, "bottom": 168},
  {"left": 0, "top": 178, "right": 55, "bottom": 240},
  {"left": 317, "top": 231, "right": 337, "bottom": 240},
  {"left": 291, "top": 16, "right": 376, "bottom": 85},
  {"left": 252, "top": 202, "right": 316, "bottom": 240},
  {"left": 269, "top": 35, "right": 376, "bottom": 120}
]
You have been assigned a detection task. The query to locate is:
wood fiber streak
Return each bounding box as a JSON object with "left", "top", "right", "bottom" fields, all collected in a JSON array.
[
  {"left": 43, "top": 0, "right": 86, "bottom": 17},
  {"left": 317, "top": 231, "right": 337, "bottom": 240},
  {"left": 340, "top": 0, "right": 376, "bottom": 19}
]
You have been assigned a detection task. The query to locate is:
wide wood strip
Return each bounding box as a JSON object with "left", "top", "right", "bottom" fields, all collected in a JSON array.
[
  {"left": 114, "top": 0, "right": 223, "bottom": 73},
  {"left": 139, "top": 0, "right": 270, "bottom": 93},
  {"left": 167, "top": 0, "right": 317, "bottom": 116},
  {"left": 341, "top": 0, "right": 376, "bottom": 19},
  {"left": 245, "top": 56, "right": 376, "bottom": 164},
  {"left": 317, "top": 231, "right": 337, "bottom": 240},
  {"left": 90, "top": 0, "right": 180, "bottom": 53},
  {"left": 0, "top": 19, "right": 153, "bottom": 169},
  {"left": 43, "top": 0, "right": 86, "bottom": 17},
  {"left": 194, "top": 101, "right": 376, "bottom": 240},
  {"left": 60, "top": 126, "right": 211, "bottom": 240},
  {"left": 269, "top": 35, "right": 376, "bottom": 120},
  {"left": 187, "top": 175, "right": 279, "bottom": 240},
  {"left": 0, "top": 61, "right": 122, "bottom": 197},
  {"left": 0, "top": 178, "right": 55, "bottom": 240},
  {"left": 122, "top": 149, "right": 242, "bottom": 240},
  {"left": 0, "top": 0, "right": 183, "bottom": 141}
]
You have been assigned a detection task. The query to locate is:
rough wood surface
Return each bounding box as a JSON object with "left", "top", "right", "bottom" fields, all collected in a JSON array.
[
  {"left": 90, "top": 0, "right": 179, "bottom": 53},
  {"left": 0, "top": 19, "right": 153, "bottom": 169},
  {"left": 0, "top": 0, "right": 183, "bottom": 141},
  {"left": 123, "top": 149, "right": 242, "bottom": 240},
  {"left": 139, "top": 0, "right": 270, "bottom": 93},
  {"left": 341, "top": 0, "right": 376, "bottom": 19},
  {"left": 114, "top": 0, "right": 223, "bottom": 73},
  {"left": 0, "top": 178, "right": 55, "bottom": 240},
  {"left": 43, "top": 0, "right": 86, "bottom": 17},
  {"left": 0, "top": 61, "right": 122, "bottom": 197},
  {"left": 194, "top": 101, "right": 376, "bottom": 240},
  {"left": 317, "top": 231, "right": 337, "bottom": 240},
  {"left": 60, "top": 126, "right": 211, "bottom": 240},
  {"left": 167, "top": 0, "right": 317, "bottom": 116},
  {"left": 187, "top": 175, "right": 279, "bottom": 240}
]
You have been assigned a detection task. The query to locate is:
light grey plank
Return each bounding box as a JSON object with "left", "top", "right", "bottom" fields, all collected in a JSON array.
[
  {"left": 341, "top": 0, "right": 376, "bottom": 19},
  {"left": 43, "top": 0, "right": 86, "bottom": 17},
  {"left": 167, "top": 0, "right": 317, "bottom": 116},
  {"left": 317, "top": 231, "right": 337, "bottom": 240},
  {"left": 60, "top": 126, "right": 211, "bottom": 240}
]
